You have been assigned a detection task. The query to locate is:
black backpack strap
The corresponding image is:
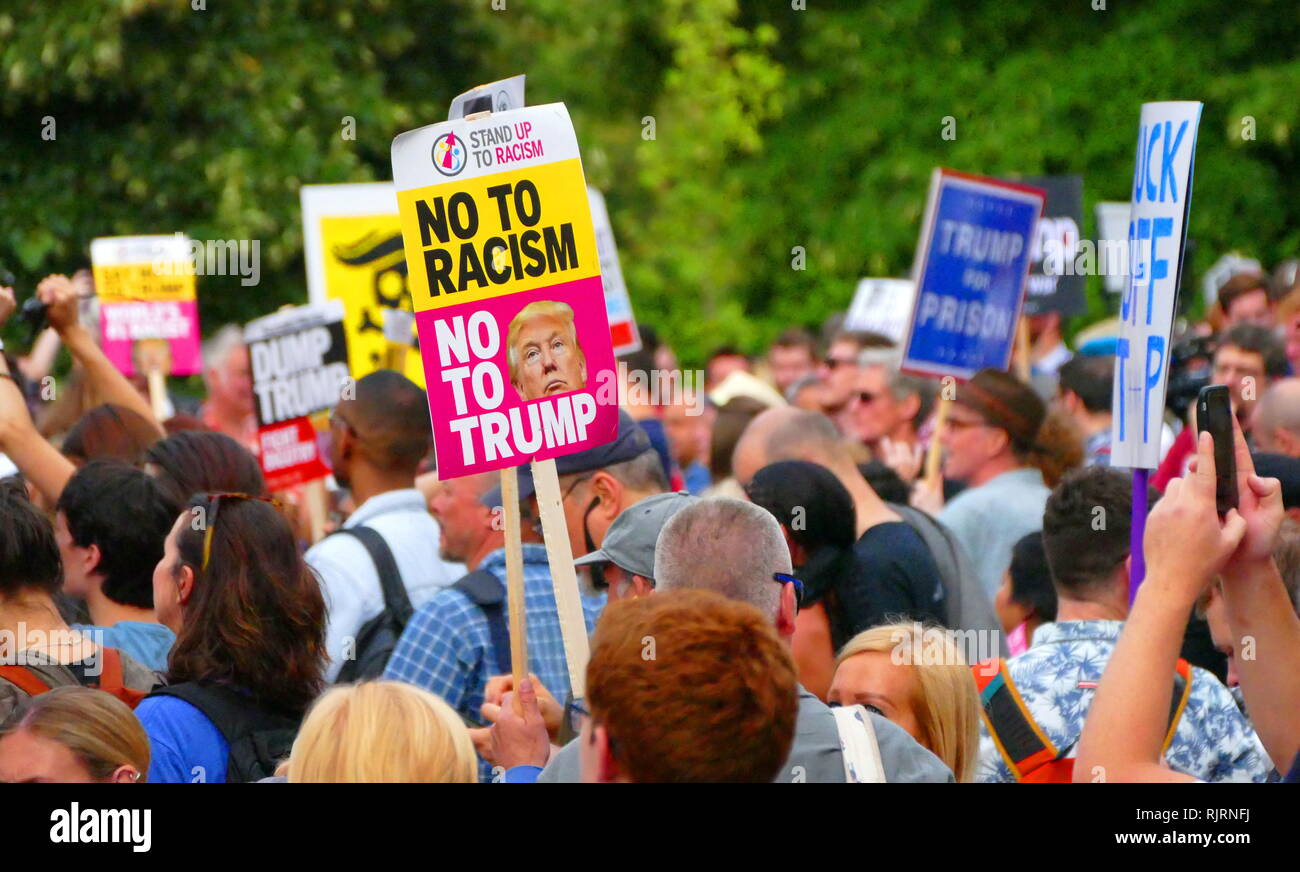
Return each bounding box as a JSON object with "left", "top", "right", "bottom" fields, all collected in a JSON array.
[
  {"left": 149, "top": 682, "right": 300, "bottom": 782},
  {"left": 452, "top": 569, "right": 511, "bottom": 675},
  {"left": 332, "top": 526, "right": 414, "bottom": 627}
]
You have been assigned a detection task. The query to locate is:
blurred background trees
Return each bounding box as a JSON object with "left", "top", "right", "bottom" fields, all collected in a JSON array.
[{"left": 4, "top": 0, "right": 1300, "bottom": 365}]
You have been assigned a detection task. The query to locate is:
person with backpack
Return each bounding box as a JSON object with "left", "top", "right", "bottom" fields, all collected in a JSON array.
[
  {"left": 305, "top": 370, "right": 464, "bottom": 682},
  {"left": 972, "top": 466, "right": 1270, "bottom": 783},
  {"left": 383, "top": 462, "right": 607, "bottom": 781},
  {"left": 136, "top": 492, "right": 326, "bottom": 783},
  {"left": 0, "top": 483, "right": 158, "bottom": 722}
]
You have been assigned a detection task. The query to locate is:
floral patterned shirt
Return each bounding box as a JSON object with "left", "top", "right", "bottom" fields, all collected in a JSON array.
[{"left": 977, "top": 620, "right": 1271, "bottom": 783}]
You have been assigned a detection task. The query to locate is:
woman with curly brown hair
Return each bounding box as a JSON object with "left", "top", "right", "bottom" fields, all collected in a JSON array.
[{"left": 136, "top": 492, "right": 326, "bottom": 782}]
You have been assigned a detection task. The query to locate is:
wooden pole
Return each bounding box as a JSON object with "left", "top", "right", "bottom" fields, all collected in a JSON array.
[
  {"left": 1014, "top": 315, "right": 1032, "bottom": 382},
  {"left": 146, "top": 366, "right": 168, "bottom": 423},
  {"left": 924, "top": 394, "right": 951, "bottom": 488},
  {"left": 305, "top": 478, "right": 328, "bottom": 545},
  {"left": 530, "top": 457, "right": 590, "bottom": 699},
  {"left": 499, "top": 465, "right": 529, "bottom": 706}
]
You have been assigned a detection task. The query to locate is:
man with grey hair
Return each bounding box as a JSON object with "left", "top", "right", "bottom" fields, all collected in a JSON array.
[
  {"left": 848, "top": 348, "right": 936, "bottom": 454},
  {"left": 1250, "top": 378, "right": 1300, "bottom": 457},
  {"left": 200, "top": 323, "right": 256, "bottom": 451},
  {"left": 518, "top": 496, "right": 954, "bottom": 783}
]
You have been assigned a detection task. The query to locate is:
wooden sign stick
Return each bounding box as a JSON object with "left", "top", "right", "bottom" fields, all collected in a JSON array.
[
  {"left": 305, "top": 478, "right": 328, "bottom": 545},
  {"left": 498, "top": 465, "right": 529, "bottom": 707},
  {"left": 530, "top": 457, "right": 590, "bottom": 700},
  {"left": 924, "top": 393, "right": 951, "bottom": 488},
  {"left": 1014, "top": 315, "right": 1032, "bottom": 382},
  {"left": 146, "top": 366, "right": 168, "bottom": 423}
]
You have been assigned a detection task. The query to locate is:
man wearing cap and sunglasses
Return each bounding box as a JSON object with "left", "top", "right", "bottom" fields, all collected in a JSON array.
[{"left": 384, "top": 410, "right": 665, "bottom": 781}]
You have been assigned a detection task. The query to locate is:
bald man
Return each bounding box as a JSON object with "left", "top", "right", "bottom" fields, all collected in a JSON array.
[
  {"left": 1251, "top": 378, "right": 1300, "bottom": 457},
  {"left": 307, "top": 370, "right": 465, "bottom": 681}
]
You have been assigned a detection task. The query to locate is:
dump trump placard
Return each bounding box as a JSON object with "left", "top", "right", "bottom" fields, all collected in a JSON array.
[
  {"left": 1111, "top": 101, "right": 1202, "bottom": 469},
  {"left": 245, "top": 300, "right": 349, "bottom": 491},
  {"left": 391, "top": 103, "right": 618, "bottom": 479},
  {"left": 300, "top": 183, "right": 423, "bottom": 386},
  {"left": 901, "top": 170, "right": 1045, "bottom": 381},
  {"left": 91, "top": 234, "right": 202, "bottom": 377}
]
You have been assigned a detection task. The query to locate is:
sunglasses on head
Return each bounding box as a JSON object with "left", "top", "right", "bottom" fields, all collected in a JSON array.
[{"left": 201, "top": 492, "right": 282, "bottom": 572}]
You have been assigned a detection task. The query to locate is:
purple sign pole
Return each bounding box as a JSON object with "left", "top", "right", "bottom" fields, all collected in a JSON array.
[{"left": 1129, "top": 468, "right": 1149, "bottom": 603}]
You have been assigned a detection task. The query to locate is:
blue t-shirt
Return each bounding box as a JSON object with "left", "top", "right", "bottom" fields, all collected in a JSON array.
[
  {"left": 135, "top": 696, "right": 229, "bottom": 783},
  {"left": 73, "top": 621, "right": 175, "bottom": 672}
]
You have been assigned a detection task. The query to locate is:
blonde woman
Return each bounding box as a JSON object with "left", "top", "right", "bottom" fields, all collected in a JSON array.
[
  {"left": 828, "top": 623, "right": 981, "bottom": 782},
  {"left": 0, "top": 686, "right": 149, "bottom": 783},
  {"left": 284, "top": 681, "right": 477, "bottom": 783}
]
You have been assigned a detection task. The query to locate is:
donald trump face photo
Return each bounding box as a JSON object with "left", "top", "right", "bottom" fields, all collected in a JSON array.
[{"left": 507, "top": 300, "right": 588, "bottom": 401}]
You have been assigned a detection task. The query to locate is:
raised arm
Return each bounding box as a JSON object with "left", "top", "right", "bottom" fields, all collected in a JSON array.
[
  {"left": 1217, "top": 414, "right": 1300, "bottom": 773},
  {"left": 0, "top": 286, "right": 77, "bottom": 502},
  {"left": 1074, "top": 432, "right": 1242, "bottom": 783},
  {"left": 37, "top": 274, "right": 163, "bottom": 435}
]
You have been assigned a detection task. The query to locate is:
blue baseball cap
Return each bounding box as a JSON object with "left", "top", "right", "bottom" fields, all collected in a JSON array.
[{"left": 481, "top": 409, "right": 654, "bottom": 506}]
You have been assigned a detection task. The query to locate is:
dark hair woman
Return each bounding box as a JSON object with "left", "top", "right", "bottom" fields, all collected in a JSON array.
[
  {"left": 144, "top": 430, "right": 266, "bottom": 507},
  {"left": 135, "top": 493, "right": 326, "bottom": 782}
]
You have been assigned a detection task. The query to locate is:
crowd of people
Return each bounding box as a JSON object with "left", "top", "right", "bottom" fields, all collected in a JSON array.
[{"left": 3, "top": 260, "right": 1300, "bottom": 785}]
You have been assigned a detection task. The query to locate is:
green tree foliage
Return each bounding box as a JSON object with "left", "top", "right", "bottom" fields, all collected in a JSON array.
[{"left": 3, "top": 0, "right": 1300, "bottom": 365}]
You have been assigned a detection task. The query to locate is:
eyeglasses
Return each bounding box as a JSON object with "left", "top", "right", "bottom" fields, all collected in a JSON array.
[
  {"left": 201, "top": 492, "right": 282, "bottom": 572},
  {"left": 560, "top": 471, "right": 594, "bottom": 502},
  {"left": 774, "top": 571, "right": 804, "bottom": 607}
]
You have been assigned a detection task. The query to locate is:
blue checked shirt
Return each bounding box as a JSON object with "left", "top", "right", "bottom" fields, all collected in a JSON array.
[
  {"left": 976, "top": 620, "right": 1271, "bottom": 783},
  {"left": 384, "top": 543, "right": 605, "bottom": 779}
]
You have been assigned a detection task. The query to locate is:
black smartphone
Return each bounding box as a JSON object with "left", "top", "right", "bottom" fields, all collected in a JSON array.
[{"left": 1196, "top": 385, "right": 1238, "bottom": 516}]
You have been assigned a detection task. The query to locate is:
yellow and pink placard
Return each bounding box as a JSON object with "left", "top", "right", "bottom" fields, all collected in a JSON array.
[
  {"left": 91, "top": 235, "right": 202, "bottom": 377},
  {"left": 390, "top": 103, "right": 618, "bottom": 479}
]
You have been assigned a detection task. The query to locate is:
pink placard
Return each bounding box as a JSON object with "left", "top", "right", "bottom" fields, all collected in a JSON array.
[
  {"left": 100, "top": 299, "right": 202, "bottom": 377},
  {"left": 416, "top": 275, "right": 619, "bottom": 479}
]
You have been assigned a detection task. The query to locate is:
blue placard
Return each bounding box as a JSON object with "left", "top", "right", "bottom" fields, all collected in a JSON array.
[{"left": 902, "top": 170, "right": 1045, "bottom": 380}]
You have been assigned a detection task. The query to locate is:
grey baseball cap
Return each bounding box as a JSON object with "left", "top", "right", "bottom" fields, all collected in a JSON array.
[{"left": 573, "top": 491, "right": 697, "bottom": 580}]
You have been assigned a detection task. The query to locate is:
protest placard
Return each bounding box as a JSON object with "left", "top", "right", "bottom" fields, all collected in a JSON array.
[
  {"left": 1020, "top": 175, "right": 1085, "bottom": 317},
  {"left": 91, "top": 234, "right": 202, "bottom": 379},
  {"left": 392, "top": 101, "right": 617, "bottom": 698},
  {"left": 844, "top": 278, "right": 916, "bottom": 343},
  {"left": 390, "top": 102, "right": 619, "bottom": 480},
  {"left": 244, "top": 300, "right": 350, "bottom": 492},
  {"left": 900, "top": 169, "right": 1045, "bottom": 381},
  {"left": 449, "top": 74, "right": 526, "bottom": 120},
  {"left": 587, "top": 186, "right": 642, "bottom": 356},
  {"left": 1110, "top": 102, "right": 1202, "bottom": 471},
  {"left": 300, "top": 183, "right": 422, "bottom": 385}
]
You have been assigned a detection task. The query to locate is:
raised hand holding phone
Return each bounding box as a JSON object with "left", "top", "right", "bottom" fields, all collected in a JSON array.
[{"left": 1196, "top": 385, "right": 1238, "bottom": 516}]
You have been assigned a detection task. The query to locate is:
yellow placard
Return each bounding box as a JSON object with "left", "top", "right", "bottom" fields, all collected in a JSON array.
[
  {"left": 93, "top": 263, "right": 196, "bottom": 303},
  {"left": 317, "top": 214, "right": 424, "bottom": 387},
  {"left": 397, "top": 158, "right": 600, "bottom": 313}
]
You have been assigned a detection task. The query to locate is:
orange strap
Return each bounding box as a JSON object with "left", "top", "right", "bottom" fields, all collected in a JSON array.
[
  {"left": 98, "top": 647, "right": 124, "bottom": 693},
  {"left": 0, "top": 664, "right": 52, "bottom": 697}
]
